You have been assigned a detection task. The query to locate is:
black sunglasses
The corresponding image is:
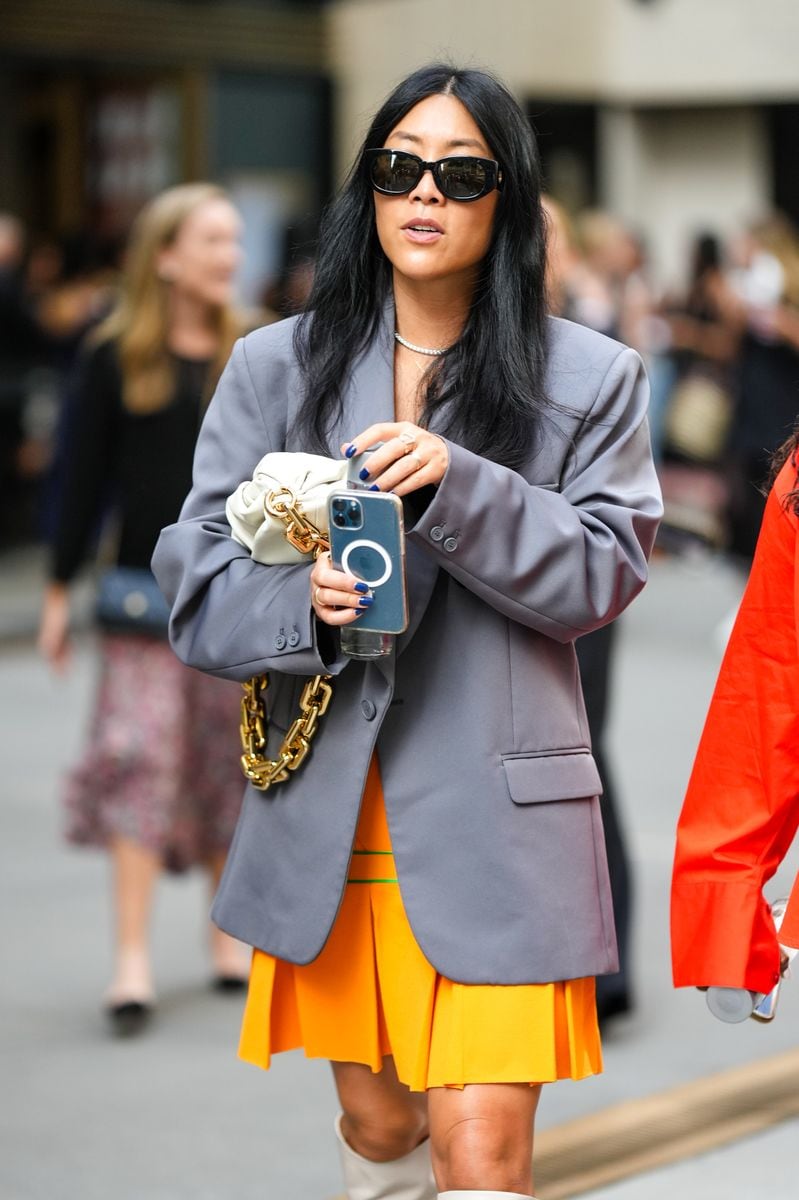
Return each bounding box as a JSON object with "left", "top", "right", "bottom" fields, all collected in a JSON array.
[{"left": 364, "top": 148, "right": 503, "bottom": 203}]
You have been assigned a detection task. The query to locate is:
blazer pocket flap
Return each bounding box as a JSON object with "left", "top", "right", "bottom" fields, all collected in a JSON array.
[{"left": 503, "top": 752, "right": 602, "bottom": 804}]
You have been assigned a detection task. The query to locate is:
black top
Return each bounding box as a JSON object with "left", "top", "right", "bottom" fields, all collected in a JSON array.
[{"left": 52, "top": 338, "right": 209, "bottom": 583}]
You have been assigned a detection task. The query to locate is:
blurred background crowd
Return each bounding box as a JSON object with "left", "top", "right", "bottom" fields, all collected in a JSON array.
[
  {"left": 5, "top": 194, "right": 799, "bottom": 565},
  {"left": 2, "top": 0, "right": 798, "bottom": 571}
]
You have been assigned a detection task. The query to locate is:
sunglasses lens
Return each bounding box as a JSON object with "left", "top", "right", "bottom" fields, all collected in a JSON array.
[
  {"left": 370, "top": 151, "right": 420, "bottom": 194},
  {"left": 439, "top": 158, "right": 489, "bottom": 200}
]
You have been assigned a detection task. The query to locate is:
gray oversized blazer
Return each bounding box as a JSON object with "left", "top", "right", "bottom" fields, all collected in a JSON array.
[{"left": 152, "top": 310, "right": 662, "bottom": 985}]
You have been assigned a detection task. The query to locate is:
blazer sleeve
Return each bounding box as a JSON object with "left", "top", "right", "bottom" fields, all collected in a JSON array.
[
  {"left": 152, "top": 336, "right": 343, "bottom": 681},
  {"left": 670, "top": 487, "right": 799, "bottom": 995},
  {"left": 408, "top": 347, "right": 662, "bottom": 642}
]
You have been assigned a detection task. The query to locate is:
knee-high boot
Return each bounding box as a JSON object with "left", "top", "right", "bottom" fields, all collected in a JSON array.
[
  {"left": 335, "top": 1114, "right": 437, "bottom": 1200},
  {"left": 437, "top": 1192, "right": 534, "bottom": 1198}
]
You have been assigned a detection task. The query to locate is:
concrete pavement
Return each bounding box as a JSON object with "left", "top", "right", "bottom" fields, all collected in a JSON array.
[
  {"left": 2, "top": 547, "right": 798, "bottom": 1198},
  {"left": 583, "top": 1120, "right": 799, "bottom": 1200}
]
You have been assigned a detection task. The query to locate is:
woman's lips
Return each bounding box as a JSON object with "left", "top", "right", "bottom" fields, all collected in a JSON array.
[{"left": 402, "top": 220, "right": 444, "bottom": 244}]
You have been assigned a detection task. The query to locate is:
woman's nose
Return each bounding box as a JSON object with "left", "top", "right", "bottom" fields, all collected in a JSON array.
[{"left": 410, "top": 166, "right": 442, "bottom": 204}]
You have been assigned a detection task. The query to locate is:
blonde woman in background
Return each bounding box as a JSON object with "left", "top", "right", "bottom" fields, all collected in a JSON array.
[{"left": 38, "top": 184, "right": 250, "bottom": 1034}]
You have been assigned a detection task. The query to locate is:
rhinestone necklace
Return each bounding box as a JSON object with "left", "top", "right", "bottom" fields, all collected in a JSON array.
[{"left": 394, "top": 331, "right": 448, "bottom": 357}]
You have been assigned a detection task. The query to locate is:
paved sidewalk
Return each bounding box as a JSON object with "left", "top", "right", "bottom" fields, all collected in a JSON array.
[
  {"left": 0, "top": 543, "right": 93, "bottom": 642},
  {"left": 583, "top": 1119, "right": 799, "bottom": 1199},
  {"left": 2, "top": 548, "right": 798, "bottom": 1198}
]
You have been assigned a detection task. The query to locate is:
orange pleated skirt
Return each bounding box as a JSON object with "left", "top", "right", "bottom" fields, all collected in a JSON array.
[{"left": 239, "top": 758, "right": 602, "bottom": 1092}]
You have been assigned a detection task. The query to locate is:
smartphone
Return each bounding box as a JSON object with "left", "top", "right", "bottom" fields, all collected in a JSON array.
[{"left": 327, "top": 490, "right": 408, "bottom": 635}]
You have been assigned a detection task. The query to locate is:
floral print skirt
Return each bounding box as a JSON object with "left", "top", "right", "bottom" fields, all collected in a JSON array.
[{"left": 64, "top": 634, "right": 245, "bottom": 873}]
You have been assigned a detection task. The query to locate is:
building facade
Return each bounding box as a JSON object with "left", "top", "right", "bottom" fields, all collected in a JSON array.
[
  {"left": 328, "top": 0, "right": 799, "bottom": 288},
  {"left": 0, "top": 0, "right": 331, "bottom": 300}
]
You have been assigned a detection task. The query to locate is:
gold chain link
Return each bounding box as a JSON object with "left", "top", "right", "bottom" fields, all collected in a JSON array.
[
  {"left": 239, "top": 487, "right": 333, "bottom": 791},
  {"left": 263, "top": 486, "right": 332, "bottom": 558}
]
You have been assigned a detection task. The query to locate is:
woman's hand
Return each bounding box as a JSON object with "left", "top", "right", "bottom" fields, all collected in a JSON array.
[
  {"left": 310, "top": 551, "right": 373, "bottom": 627},
  {"left": 341, "top": 422, "right": 449, "bottom": 496},
  {"left": 38, "top": 582, "right": 72, "bottom": 673}
]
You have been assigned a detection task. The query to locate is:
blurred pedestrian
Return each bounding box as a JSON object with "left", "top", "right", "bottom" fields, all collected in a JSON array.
[
  {"left": 14, "top": 232, "right": 121, "bottom": 539},
  {"left": 655, "top": 232, "right": 741, "bottom": 552},
  {"left": 574, "top": 209, "right": 635, "bottom": 340},
  {"left": 668, "top": 233, "right": 739, "bottom": 377},
  {"left": 154, "top": 65, "right": 661, "bottom": 1200},
  {"left": 543, "top": 200, "right": 619, "bottom": 337},
  {"left": 37, "top": 183, "right": 250, "bottom": 1035},
  {"left": 544, "top": 195, "right": 637, "bottom": 1028},
  {"left": 671, "top": 422, "right": 799, "bottom": 997},
  {"left": 0, "top": 213, "right": 50, "bottom": 545},
  {"left": 724, "top": 213, "right": 799, "bottom": 562}
]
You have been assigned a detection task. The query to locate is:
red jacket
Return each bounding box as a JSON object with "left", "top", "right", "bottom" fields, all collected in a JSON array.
[{"left": 671, "top": 457, "right": 799, "bottom": 994}]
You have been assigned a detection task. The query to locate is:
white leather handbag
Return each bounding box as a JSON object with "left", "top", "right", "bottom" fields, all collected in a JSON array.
[
  {"left": 226, "top": 451, "right": 348, "bottom": 564},
  {"left": 227, "top": 451, "right": 345, "bottom": 793}
]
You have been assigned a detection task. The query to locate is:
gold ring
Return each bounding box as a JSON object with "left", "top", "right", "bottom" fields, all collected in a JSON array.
[
  {"left": 398, "top": 430, "right": 417, "bottom": 453},
  {"left": 313, "top": 585, "right": 323, "bottom": 607},
  {"left": 409, "top": 451, "right": 423, "bottom": 472}
]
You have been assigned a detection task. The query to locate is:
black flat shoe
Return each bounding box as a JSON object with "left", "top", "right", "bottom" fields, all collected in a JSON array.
[
  {"left": 106, "top": 999, "right": 154, "bottom": 1037},
  {"left": 211, "top": 974, "right": 248, "bottom": 993}
]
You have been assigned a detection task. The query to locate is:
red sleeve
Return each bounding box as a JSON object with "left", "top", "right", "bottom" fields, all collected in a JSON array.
[{"left": 671, "top": 464, "right": 799, "bottom": 995}]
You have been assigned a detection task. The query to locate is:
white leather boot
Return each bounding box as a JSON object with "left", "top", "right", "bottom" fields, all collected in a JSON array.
[
  {"left": 335, "top": 1114, "right": 437, "bottom": 1200},
  {"left": 437, "top": 1192, "right": 534, "bottom": 1198}
]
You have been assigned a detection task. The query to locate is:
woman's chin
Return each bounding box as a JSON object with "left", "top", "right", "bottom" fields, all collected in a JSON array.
[{"left": 390, "top": 258, "right": 466, "bottom": 289}]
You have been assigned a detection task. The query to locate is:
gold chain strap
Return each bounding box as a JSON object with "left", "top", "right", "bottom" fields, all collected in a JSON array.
[
  {"left": 263, "top": 486, "right": 331, "bottom": 558},
  {"left": 239, "top": 485, "right": 333, "bottom": 792}
]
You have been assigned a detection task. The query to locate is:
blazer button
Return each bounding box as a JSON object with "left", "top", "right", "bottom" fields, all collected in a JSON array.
[
  {"left": 360, "top": 699, "right": 377, "bottom": 720},
  {"left": 430, "top": 525, "right": 445, "bottom": 542},
  {"left": 288, "top": 631, "right": 300, "bottom": 648},
  {"left": 443, "top": 537, "right": 458, "bottom": 552},
  {"left": 274, "top": 634, "right": 287, "bottom": 651}
]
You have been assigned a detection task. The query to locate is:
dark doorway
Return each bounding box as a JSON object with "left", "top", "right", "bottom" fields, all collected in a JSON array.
[
  {"left": 768, "top": 103, "right": 799, "bottom": 227},
  {"left": 526, "top": 100, "right": 599, "bottom": 211}
]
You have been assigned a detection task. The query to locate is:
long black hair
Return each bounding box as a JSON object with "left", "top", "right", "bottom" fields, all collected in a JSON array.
[
  {"left": 292, "top": 63, "right": 550, "bottom": 470},
  {"left": 770, "top": 422, "right": 799, "bottom": 515}
]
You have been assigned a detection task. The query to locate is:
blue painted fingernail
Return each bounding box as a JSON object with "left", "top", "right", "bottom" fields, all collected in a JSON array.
[
  {"left": 358, "top": 467, "right": 370, "bottom": 480},
  {"left": 354, "top": 582, "right": 370, "bottom": 594},
  {"left": 344, "top": 444, "right": 357, "bottom": 458},
  {"left": 353, "top": 609, "right": 364, "bottom": 616},
  {"left": 358, "top": 597, "right": 374, "bottom": 607},
  {"left": 369, "top": 483, "right": 380, "bottom": 491}
]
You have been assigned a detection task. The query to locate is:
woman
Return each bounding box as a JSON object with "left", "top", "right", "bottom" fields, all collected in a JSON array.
[
  {"left": 543, "top": 195, "right": 636, "bottom": 1027},
  {"left": 38, "top": 183, "right": 250, "bottom": 1033},
  {"left": 671, "top": 426, "right": 799, "bottom": 998},
  {"left": 724, "top": 215, "right": 799, "bottom": 561},
  {"left": 153, "top": 67, "right": 662, "bottom": 1199}
]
